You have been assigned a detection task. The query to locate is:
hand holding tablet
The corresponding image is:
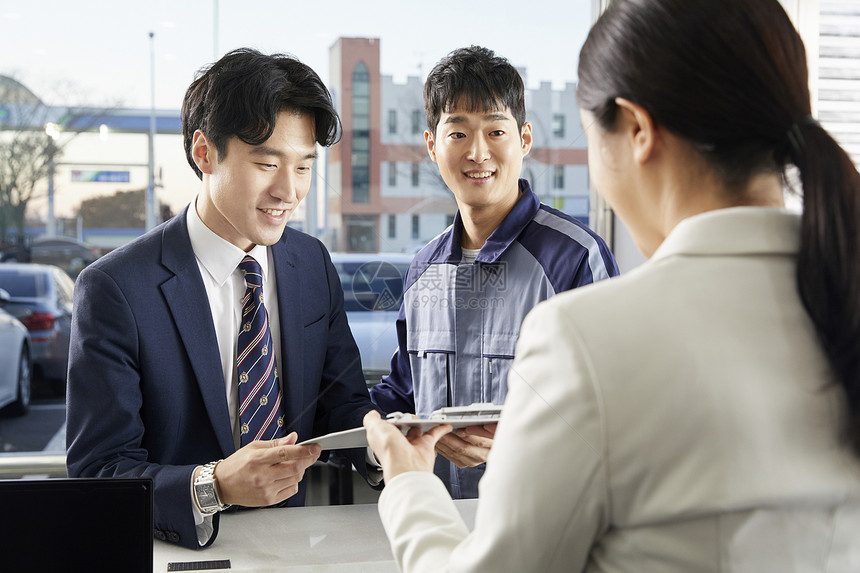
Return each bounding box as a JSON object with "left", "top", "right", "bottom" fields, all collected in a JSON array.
[{"left": 298, "top": 403, "right": 503, "bottom": 450}]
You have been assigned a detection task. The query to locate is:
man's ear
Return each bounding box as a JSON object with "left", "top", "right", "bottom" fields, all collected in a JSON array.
[
  {"left": 520, "top": 121, "right": 533, "bottom": 157},
  {"left": 424, "top": 129, "right": 437, "bottom": 163},
  {"left": 191, "top": 130, "right": 216, "bottom": 175},
  {"left": 614, "top": 98, "right": 657, "bottom": 165}
]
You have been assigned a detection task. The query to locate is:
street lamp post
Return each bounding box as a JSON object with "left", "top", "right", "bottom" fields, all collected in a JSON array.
[
  {"left": 46, "top": 142, "right": 55, "bottom": 237},
  {"left": 214, "top": 0, "right": 219, "bottom": 61},
  {"left": 146, "top": 31, "right": 157, "bottom": 231},
  {"left": 44, "top": 123, "right": 59, "bottom": 237}
]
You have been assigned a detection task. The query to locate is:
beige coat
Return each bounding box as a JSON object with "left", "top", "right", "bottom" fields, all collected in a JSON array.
[{"left": 378, "top": 207, "right": 860, "bottom": 572}]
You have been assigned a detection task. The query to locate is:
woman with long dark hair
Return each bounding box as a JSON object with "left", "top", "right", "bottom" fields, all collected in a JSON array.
[{"left": 364, "top": 1, "right": 860, "bottom": 570}]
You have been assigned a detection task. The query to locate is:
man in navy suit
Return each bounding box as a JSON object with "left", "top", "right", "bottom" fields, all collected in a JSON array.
[{"left": 66, "top": 48, "right": 380, "bottom": 549}]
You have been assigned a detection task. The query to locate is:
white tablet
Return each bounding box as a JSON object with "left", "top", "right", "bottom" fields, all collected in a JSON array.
[{"left": 298, "top": 403, "right": 502, "bottom": 450}]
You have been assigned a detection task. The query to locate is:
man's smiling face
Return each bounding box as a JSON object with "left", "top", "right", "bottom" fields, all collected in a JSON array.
[
  {"left": 425, "top": 102, "right": 532, "bottom": 214},
  {"left": 194, "top": 111, "right": 317, "bottom": 251}
]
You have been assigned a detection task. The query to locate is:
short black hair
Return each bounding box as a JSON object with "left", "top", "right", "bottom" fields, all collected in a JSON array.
[
  {"left": 181, "top": 48, "right": 341, "bottom": 180},
  {"left": 423, "top": 46, "right": 526, "bottom": 136}
]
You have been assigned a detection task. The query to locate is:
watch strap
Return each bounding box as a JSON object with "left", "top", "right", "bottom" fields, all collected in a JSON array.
[{"left": 194, "top": 460, "right": 229, "bottom": 514}]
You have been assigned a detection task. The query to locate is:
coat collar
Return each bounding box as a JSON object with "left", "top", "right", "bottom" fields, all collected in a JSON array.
[
  {"left": 651, "top": 207, "right": 800, "bottom": 261},
  {"left": 185, "top": 200, "right": 271, "bottom": 286},
  {"left": 428, "top": 178, "right": 540, "bottom": 265}
]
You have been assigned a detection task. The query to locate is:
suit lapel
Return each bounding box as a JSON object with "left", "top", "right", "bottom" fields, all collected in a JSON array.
[
  {"left": 159, "top": 211, "right": 235, "bottom": 457},
  {"left": 271, "top": 243, "right": 305, "bottom": 430}
]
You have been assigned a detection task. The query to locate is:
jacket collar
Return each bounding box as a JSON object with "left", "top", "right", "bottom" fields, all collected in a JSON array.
[
  {"left": 433, "top": 178, "right": 540, "bottom": 264},
  {"left": 651, "top": 207, "right": 801, "bottom": 262},
  {"left": 185, "top": 199, "right": 271, "bottom": 285}
]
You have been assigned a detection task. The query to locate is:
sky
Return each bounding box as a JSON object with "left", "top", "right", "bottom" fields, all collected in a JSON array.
[
  {"left": 0, "top": 0, "right": 595, "bottom": 221},
  {"left": 1, "top": 0, "right": 594, "bottom": 110}
]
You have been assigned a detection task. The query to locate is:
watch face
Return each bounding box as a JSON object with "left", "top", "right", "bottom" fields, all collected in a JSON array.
[{"left": 196, "top": 483, "right": 217, "bottom": 507}]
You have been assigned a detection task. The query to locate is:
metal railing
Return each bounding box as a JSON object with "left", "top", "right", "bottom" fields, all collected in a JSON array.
[{"left": 0, "top": 453, "right": 67, "bottom": 478}]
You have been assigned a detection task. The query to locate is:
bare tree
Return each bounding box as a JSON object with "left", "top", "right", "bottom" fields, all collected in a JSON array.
[
  {"left": 0, "top": 78, "right": 57, "bottom": 242},
  {"left": 0, "top": 74, "right": 119, "bottom": 246}
]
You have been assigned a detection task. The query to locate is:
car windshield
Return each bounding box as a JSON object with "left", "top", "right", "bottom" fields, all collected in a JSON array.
[{"left": 0, "top": 270, "right": 48, "bottom": 298}]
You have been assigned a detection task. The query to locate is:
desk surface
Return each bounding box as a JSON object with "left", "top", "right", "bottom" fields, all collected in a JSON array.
[{"left": 154, "top": 499, "right": 478, "bottom": 572}]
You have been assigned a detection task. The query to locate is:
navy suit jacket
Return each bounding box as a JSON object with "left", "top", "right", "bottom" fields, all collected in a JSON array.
[{"left": 66, "top": 208, "right": 376, "bottom": 549}]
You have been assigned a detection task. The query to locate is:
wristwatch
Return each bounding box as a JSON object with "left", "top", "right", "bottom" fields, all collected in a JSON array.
[{"left": 193, "top": 460, "right": 230, "bottom": 515}]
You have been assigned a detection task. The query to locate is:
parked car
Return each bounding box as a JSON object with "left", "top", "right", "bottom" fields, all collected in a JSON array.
[
  {"left": 0, "top": 263, "right": 74, "bottom": 395},
  {"left": 0, "top": 242, "right": 31, "bottom": 263},
  {"left": 0, "top": 288, "right": 32, "bottom": 416},
  {"left": 29, "top": 237, "right": 100, "bottom": 278},
  {"left": 330, "top": 252, "right": 413, "bottom": 386}
]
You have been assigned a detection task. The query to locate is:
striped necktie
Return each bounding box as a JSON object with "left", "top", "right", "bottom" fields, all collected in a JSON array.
[{"left": 237, "top": 255, "right": 285, "bottom": 446}]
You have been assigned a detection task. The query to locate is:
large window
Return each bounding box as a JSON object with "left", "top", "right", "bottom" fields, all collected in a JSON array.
[
  {"left": 552, "top": 114, "right": 565, "bottom": 138},
  {"left": 352, "top": 61, "right": 370, "bottom": 204},
  {"left": 411, "top": 110, "right": 422, "bottom": 135},
  {"left": 552, "top": 165, "right": 565, "bottom": 189},
  {"left": 388, "top": 109, "right": 397, "bottom": 134},
  {"left": 0, "top": 0, "right": 838, "bottom": 484}
]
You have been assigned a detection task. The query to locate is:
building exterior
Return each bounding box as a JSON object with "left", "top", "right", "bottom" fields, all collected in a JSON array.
[
  {"left": 327, "top": 38, "right": 591, "bottom": 253},
  {"left": 3, "top": 6, "right": 858, "bottom": 258},
  {"left": 817, "top": 1, "right": 860, "bottom": 168},
  {"left": 2, "top": 40, "right": 594, "bottom": 255}
]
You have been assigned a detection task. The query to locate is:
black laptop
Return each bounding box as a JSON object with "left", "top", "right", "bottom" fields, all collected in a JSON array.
[{"left": 0, "top": 477, "right": 153, "bottom": 572}]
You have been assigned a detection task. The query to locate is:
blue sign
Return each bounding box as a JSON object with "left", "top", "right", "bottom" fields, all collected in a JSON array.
[{"left": 71, "top": 170, "right": 131, "bottom": 183}]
